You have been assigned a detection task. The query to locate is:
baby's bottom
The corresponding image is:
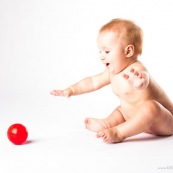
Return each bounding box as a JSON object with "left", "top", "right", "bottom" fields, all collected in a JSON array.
[{"left": 85, "top": 101, "right": 173, "bottom": 143}]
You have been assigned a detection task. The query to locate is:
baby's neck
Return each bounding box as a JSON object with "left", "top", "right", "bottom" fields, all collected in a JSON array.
[{"left": 113, "top": 59, "right": 138, "bottom": 75}]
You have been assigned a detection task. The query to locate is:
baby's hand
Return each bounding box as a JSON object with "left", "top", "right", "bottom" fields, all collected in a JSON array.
[
  {"left": 50, "top": 88, "right": 73, "bottom": 98},
  {"left": 123, "top": 68, "right": 149, "bottom": 89}
]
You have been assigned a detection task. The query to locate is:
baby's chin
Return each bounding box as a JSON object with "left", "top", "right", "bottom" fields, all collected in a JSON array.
[{"left": 107, "top": 65, "right": 115, "bottom": 72}]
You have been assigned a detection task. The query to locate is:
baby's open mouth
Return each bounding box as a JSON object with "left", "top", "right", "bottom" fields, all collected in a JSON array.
[{"left": 106, "top": 63, "right": 110, "bottom": 67}]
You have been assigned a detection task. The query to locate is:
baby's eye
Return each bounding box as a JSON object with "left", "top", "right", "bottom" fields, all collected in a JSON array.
[{"left": 105, "top": 51, "right": 110, "bottom": 54}]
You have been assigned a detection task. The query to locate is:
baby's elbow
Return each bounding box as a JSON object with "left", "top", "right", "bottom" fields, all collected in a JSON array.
[
  {"left": 141, "top": 79, "right": 149, "bottom": 89},
  {"left": 91, "top": 76, "right": 101, "bottom": 91},
  {"left": 136, "top": 80, "right": 149, "bottom": 90},
  {"left": 139, "top": 72, "right": 150, "bottom": 90}
]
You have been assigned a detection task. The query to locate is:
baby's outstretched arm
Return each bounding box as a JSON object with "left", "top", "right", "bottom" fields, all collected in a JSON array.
[
  {"left": 50, "top": 77, "right": 95, "bottom": 98},
  {"left": 123, "top": 68, "right": 149, "bottom": 89},
  {"left": 50, "top": 69, "right": 110, "bottom": 98}
]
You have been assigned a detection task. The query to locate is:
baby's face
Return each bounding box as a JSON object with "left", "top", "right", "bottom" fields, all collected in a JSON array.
[{"left": 97, "top": 31, "right": 128, "bottom": 74}]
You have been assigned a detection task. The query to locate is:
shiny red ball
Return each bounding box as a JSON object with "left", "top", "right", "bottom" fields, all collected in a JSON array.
[{"left": 7, "top": 124, "right": 28, "bottom": 145}]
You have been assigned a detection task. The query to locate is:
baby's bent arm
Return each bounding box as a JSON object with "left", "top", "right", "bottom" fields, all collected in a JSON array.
[{"left": 123, "top": 69, "right": 150, "bottom": 90}]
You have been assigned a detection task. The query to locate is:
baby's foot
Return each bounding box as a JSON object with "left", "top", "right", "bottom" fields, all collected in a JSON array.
[
  {"left": 84, "top": 118, "right": 109, "bottom": 132},
  {"left": 96, "top": 127, "right": 123, "bottom": 143}
]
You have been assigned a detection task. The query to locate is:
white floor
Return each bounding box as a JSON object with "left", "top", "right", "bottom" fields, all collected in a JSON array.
[{"left": 0, "top": 93, "right": 173, "bottom": 173}]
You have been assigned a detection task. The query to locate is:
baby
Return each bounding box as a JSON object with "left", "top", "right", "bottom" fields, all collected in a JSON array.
[{"left": 50, "top": 18, "right": 173, "bottom": 143}]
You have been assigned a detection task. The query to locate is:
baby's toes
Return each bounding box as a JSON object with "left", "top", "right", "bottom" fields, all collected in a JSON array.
[
  {"left": 84, "top": 118, "right": 88, "bottom": 125},
  {"left": 84, "top": 118, "right": 90, "bottom": 128},
  {"left": 96, "top": 131, "right": 103, "bottom": 138},
  {"left": 99, "top": 131, "right": 107, "bottom": 140}
]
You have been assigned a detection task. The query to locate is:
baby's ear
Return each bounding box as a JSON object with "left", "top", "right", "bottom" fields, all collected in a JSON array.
[{"left": 124, "top": 45, "right": 134, "bottom": 58}]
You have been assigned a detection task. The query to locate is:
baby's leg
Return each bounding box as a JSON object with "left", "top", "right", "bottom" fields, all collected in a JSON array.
[
  {"left": 97, "top": 100, "right": 173, "bottom": 143},
  {"left": 85, "top": 107, "right": 125, "bottom": 132}
]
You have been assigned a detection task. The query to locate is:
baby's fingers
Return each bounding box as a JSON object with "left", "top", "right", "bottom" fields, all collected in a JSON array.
[
  {"left": 123, "top": 73, "right": 129, "bottom": 79},
  {"left": 130, "top": 68, "right": 142, "bottom": 78},
  {"left": 50, "top": 90, "right": 64, "bottom": 96}
]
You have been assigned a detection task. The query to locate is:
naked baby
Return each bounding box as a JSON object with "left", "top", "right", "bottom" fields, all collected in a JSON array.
[{"left": 50, "top": 18, "right": 173, "bottom": 143}]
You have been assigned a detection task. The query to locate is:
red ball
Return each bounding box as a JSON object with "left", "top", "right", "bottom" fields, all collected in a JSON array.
[{"left": 7, "top": 123, "right": 28, "bottom": 145}]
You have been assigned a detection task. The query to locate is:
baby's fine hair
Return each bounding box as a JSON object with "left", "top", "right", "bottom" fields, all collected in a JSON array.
[{"left": 100, "top": 18, "right": 143, "bottom": 56}]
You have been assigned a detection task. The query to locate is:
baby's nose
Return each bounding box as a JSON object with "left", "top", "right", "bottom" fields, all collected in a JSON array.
[{"left": 100, "top": 54, "right": 105, "bottom": 60}]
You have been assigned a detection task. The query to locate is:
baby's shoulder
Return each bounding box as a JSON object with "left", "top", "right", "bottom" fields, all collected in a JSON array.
[{"left": 128, "top": 61, "right": 147, "bottom": 71}]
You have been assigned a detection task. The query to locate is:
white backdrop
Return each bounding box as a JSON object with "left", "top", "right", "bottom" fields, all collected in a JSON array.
[{"left": 1, "top": 0, "right": 173, "bottom": 173}]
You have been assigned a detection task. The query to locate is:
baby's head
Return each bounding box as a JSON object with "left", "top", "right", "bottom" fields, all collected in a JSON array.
[{"left": 99, "top": 18, "right": 143, "bottom": 57}]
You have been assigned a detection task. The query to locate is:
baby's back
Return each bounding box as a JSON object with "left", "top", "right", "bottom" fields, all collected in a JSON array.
[
  {"left": 110, "top": 61, "right": 173, "bottom": 115},
  {"left": 148, "top": 76, "right": 173, "bottom": 114}
]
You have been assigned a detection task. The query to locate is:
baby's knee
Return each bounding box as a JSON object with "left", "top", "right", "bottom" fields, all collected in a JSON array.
[{"left": 141, "top": 100, "right": 162, "bottom": 119}]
